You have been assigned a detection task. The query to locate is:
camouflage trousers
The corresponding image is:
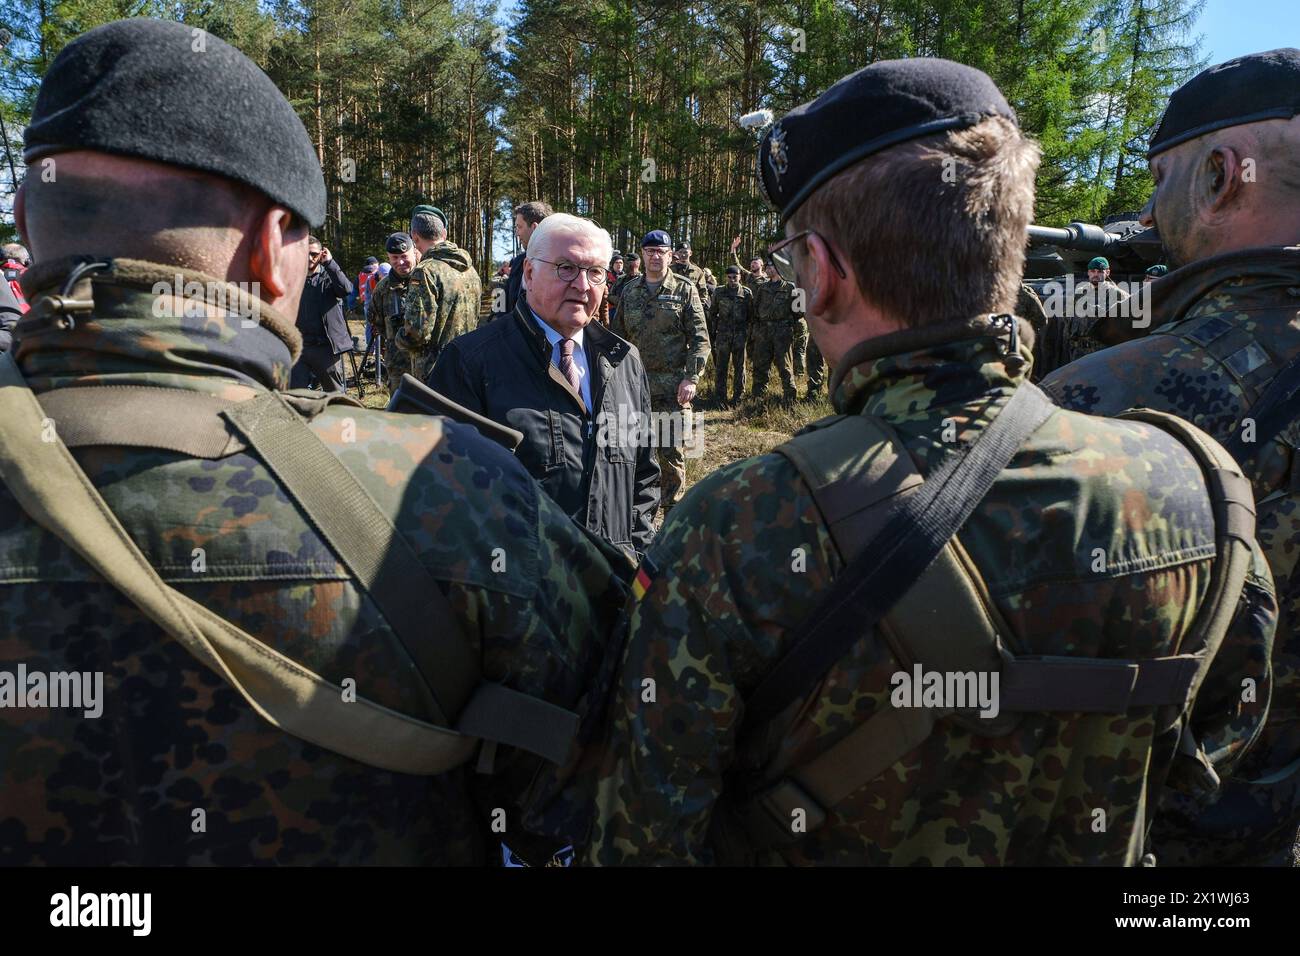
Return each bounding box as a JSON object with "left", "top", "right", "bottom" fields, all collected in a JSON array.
[
  {"left": 790, "top": 317, "right": 808, "bottom": 376},
  {"left": 713, "top": 332, "right": 747, "bottom": 402},
  {"left": 750, "top": 322, "right": 796, "bottom": 401},
  {"left": 806, "top": 337, "right": 825, "bottom": 395},
  {"left": 652, "top": 392, "right": 689, "bottom": 510}
]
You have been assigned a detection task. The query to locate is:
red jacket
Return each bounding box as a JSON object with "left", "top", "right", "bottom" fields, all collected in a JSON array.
[{"left": 3, "top": 259, "right": 29, "bottom": 314}]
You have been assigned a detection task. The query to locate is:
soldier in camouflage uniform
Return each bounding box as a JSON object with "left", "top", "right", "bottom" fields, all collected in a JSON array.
[
  {"left": 0, "top": 18, "right": 623, "bottom": 866},
  {"left": 671, "top": 241, "right": 711, "bottom": 311},
  {"left": 581, "top": 59, "right": 1278, "bottom": 866},
  {"left": 401, "top": 204, "right": 483, "bottom": 383},
  {"left": 365, "top": 231, "right": 420, "bottom": 393},
  {"left": 708, "top": 266, "right": 753, "bottom": 405},
  {"left": 1043, "top": 48, "right": 1300, "bottom": 865},
  {"left": 805, "top": 336, "right": 825, "bottom": 399},
  {"left": 612, "top": 230, "right": 710, "bottom": 512},
  {"left": 790, "top": 316, "right": 809, "bottom": 376},
  {"left": 750, "top": 263, "right": 799, "bottom": 403}
]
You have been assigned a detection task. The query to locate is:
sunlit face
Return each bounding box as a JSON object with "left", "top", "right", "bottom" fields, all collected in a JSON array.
[
  {"left": 749, "top": 258, "right": 763, "bottom": 274},
  {"left": 642, "top": 245, "right": 671, "bottom": 276},
  {"left": 389, "top": 249, "right": 416, "bottom": 276},
  {"left": 1087, "top": 267, "right": 1108, "bottom": 284},
  {"left": 515, "top": 213, "right": 539, "bottom": 249},
  {"left": 525, "top": 229, "right": 608, "bottom": 336},
  {"left": 765, "top": 263, "right": 780, "bottom": 281},
  {"left": 727, "top": 272, "right": 739, "bottom": 288}
]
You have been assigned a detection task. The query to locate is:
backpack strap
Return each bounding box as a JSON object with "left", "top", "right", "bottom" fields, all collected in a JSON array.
[
  {"left": 744, "top": 383, "right": 1057, "bottom": 728},
  {"left": 731, "top": 385, "right": 1253, "bottom": 851},
  {"left": 0, "top": 355, "right": 578, "bottom": 771}
]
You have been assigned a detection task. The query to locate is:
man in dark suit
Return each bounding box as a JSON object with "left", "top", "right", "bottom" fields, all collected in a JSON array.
[
  {"left": 430, "top": 213, "right": 659, "bottom": 559},
  {"left": 503, "top": 200, "right": 553, "bottom": 318},
  {"left": 291, "top": 236, "right": 353, "bottom": 391}
]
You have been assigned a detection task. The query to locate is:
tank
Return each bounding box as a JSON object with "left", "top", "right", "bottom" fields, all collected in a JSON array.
[{"left": 1024, "top": 215, "right": 1163, "bottom": 290}]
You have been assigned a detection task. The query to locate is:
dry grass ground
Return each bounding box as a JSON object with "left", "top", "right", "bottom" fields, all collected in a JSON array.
[{"left": 343, "top": 318, "right": 834, "bottom": 490}]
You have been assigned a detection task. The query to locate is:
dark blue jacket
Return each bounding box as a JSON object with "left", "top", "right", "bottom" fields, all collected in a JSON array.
[{"left": 429, "top": 301, "right": 659, "bottom": 557}]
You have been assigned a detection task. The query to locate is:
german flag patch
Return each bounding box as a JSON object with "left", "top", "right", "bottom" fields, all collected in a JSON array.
[{"left": 631, "top": 554, "right": 659, "bottom": 601}]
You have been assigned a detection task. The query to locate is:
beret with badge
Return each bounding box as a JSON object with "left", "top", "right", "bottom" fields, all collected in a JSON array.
[{"left": 758, "top": 57, "right": 1018, "bottom": 222}]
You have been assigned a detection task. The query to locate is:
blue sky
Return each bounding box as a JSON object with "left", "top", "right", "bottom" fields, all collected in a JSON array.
[{"left": 1193, "top": 0, "right": 1299, "bottom": 64}]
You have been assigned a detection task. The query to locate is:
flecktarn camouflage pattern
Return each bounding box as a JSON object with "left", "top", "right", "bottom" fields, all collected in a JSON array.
[
  {"left": 1044, "top": 248, "right": 1300, "bottom": 864},
  {"left": 0, "top": 258, "right": 624, "bottom": 865},
  {"left": 400, "top": 240, "right": 482, "bottom": 382},
  {"left": 579, "top": 316, "right": 1279, "bottom": 865}
]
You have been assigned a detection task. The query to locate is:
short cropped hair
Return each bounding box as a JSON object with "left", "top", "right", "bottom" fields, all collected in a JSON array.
[{"left": 788, "top": 116, "right": 1040, "bottom": 325}]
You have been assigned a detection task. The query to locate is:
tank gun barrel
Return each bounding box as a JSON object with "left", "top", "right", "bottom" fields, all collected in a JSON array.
[{"left": 1026, "top": 221, "right": 1121, "bottom": 252}]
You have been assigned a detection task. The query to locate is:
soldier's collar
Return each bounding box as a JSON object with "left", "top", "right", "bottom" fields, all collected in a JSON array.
[
  {"left": 20, "top": 255, "right": 303, "bottom": 362},
  {"left": 830, "top": 314, "right": 1035, "bottom": 405}
]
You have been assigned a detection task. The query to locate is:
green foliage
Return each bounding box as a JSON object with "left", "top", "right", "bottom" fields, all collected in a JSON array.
[{"left": 0, "top": 0, "right": 1207, "bottom": 272}]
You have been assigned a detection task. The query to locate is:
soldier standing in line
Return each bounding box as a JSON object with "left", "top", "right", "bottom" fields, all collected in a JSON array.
[
  {"left": 671, "top": 240, "right": 711, "bottom": 311},
  {"left": 708, "top": 265, "right": 754, "bottom": 407},
  {"left": 749, "top": 262, "right": 798, "bottom": 403},
  {"left": 612, "top": 230, "right": 710, "bottom": 513},
  {"left": 366, "top": 231, "right": 421, "bottom": 393}
]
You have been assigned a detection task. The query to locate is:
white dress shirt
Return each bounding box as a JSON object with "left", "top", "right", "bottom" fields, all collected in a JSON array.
[{"left": 530, "top": 309, "right": 592, "bottom": 410}]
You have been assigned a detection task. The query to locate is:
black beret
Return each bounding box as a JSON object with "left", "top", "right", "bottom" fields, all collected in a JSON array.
[
  {"left": 674, "top": 241, "right": 691, "bottom": 251},
  {"left": 1149, "top": 48, "right": 1300, "bottom": 157},
  {"left": 759, "top": 58, "right": 1017, "bottom": 222},
  {"left": 364, "top": 256, "right": 379, "bottom": 265},
  {"left": 24, "top": 18, "right": 325, "bottom": 226},
  {"left": 386, "top": 232, "right": 413, "bottom": 254},
  {"left": 725, "top": 265, "right": 740, "bottom": 276}
]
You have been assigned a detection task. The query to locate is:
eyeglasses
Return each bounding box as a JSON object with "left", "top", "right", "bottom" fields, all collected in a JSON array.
[
  {"left": 767, "top": 230, "right": 848, "bottom": 280},
  {"left": 531, "top": 257, "right": 608, "bottom": 285}
]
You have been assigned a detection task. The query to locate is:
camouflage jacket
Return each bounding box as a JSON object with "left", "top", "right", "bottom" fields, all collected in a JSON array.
[
  {"left": 671, "top": 261, "right": 710, "bottom": 309},
  {"left": 367, "top": 269, "right": 412, "bottom": 351},
  {"left": 0, "top": 258, "right": 625, "bottom": 866},
  {"left": 1043, "top": 247, "right": 1300, "bottom": 865},
  {"left": 400, "top": 240, "right": 483, "bottom": 381},
  {"left": 582, "top": 315, "right": 1277, "bottom": 865},
  {"left": 708, "top": 284, "right": 753, "bottom": 346},
  {"left": 611, "top": 271, "right": 710, "bottom": 396},
  {"left": 754, "top": 278, "right": 797, "bottom": 326}
]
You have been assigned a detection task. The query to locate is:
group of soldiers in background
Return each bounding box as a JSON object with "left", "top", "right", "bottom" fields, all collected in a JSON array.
[{"left": 356, "top": 204, "right": 483, "bottom": 394}]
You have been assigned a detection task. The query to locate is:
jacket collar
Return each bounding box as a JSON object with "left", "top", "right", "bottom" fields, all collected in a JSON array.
[
  {"left": 16, "top": 256, "right": 299, "bottom": 394},
  {"left": 831, "top": 314, "right": 1035, "bottom": 417},
  {"left": 1152, "top": 245, "right": 1300, "bottom": 329},
  {"left": 510, "top": 299, "right": 631, "bottom": 367}
]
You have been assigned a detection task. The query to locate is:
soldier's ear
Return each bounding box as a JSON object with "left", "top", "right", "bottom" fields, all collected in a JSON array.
[
  {"left": 1204, "top": 145, "right": 1247, "bottom": 214},
  {"left": 248, "top": 205, "right": 307, "bottom": 305}
]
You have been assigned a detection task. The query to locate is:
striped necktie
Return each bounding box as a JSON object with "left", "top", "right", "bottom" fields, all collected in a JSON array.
[{"left": 559, "top": 337, "right": 582, "bottom": 395}]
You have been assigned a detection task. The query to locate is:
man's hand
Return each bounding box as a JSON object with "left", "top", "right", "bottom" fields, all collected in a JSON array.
[
  {"left": 319, "top": 247, "right": 332, "bottom": 264},
  {"left": 729, "top": 236, "right": 741, "bottom": 253},
  {"left": 676, "top": 380, "right": 696, "bottom": 406}
]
